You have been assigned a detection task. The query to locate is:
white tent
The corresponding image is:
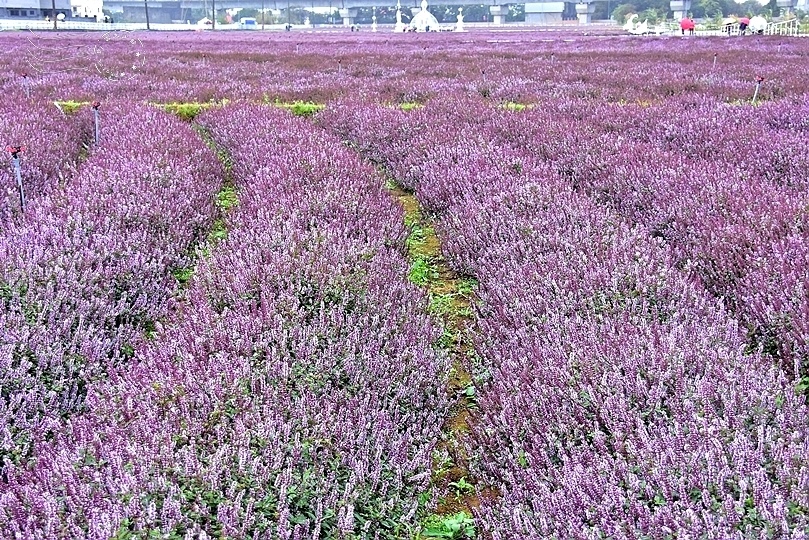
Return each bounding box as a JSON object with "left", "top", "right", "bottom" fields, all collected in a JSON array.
[
  {"left": 409, "top": 0, "right": 440, "bottom": 32},
  {"left": 748, "top": 15, "right": 767, "bottom": 33}
]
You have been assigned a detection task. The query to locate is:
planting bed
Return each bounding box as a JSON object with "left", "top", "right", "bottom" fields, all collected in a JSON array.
[{"left": 1, "top": 30, "right": 808, "bottom": 539}]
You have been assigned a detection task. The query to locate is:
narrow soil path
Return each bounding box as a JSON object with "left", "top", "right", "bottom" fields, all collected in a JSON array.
[
  {"left": 156, "top": 115, "right": 239, "bottom": 294},
  {"left": 385, "top": 181, "right": 498, "bottom": 537}
]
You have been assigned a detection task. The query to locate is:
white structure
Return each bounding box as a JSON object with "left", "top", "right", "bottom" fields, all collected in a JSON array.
[
  {"left": 339, "top": 8, "right": 357, "bottom": 25},
  {"left": 524, "top": 2, "right": 565, "bottom": 23},
  {"left": 71, "top": 0, "right": 103, "bottom": 19},
  {"left": 527, "top": 0, "right": 690, "bottom": 25},
  {"left": 454, "top": 6, "right": 464, "bottom": 31},
  {"left": 575, "top": 1, "right": 595, "bottom": 24},
  {"left": 749, "top": 15, "right": 767, "bottom": 33},
  {"left": 670, "top": 0, "right": 691, "bottom": 21},
  {"left": 489, "top": 4, "right": 507, "bottom": 24},
  {"left": 776, "top": 0, "right": 799, "bottom": 13},
  {"left": 394, "top": 0, "right": 406, "bottom": 31},
  {"left": 1, "top": 0, "right": 70, "bottom": 18},
  {"left": 623, "top": 14, "right": 652, "bottom": 34},
  {"left": 409, "top": 0, "right": 438, "bottom": 31}
]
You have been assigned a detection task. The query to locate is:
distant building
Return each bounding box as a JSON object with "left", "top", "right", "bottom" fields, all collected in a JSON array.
[
  {"left": 1, "top": 0, "right": 80, "bottom": 18},
  {"left": 71, "top": 0, "right": 103, "bottom": 19},
  {"left": 115, "top": 0, "right": 183, "bottom": 22}
]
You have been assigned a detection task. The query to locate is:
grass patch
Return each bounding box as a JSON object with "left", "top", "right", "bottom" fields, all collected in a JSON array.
[
  {"left": 159, "top": 101, "right": 229, "bottom": 121},
  {"left": 207, "top": 219, "right": 228, "bottom": 244},
  {"left": 419, "top": 512, "right": 476, "bottom": 539},
  {"left": 384, "top": 177, "right": 488, "bottom": 530},
  {"left": 501, "top": 101, "right": 532, "bottom": 112},
  {"left": 428, "top": 291, "right": 473, "bottom": 320},
  {"left": 435, "top": 327, "right": 456, "bottom": 350},
  {"left": 274, "top": 100, "right": 326, "bottom": 117},
  {"left": 448, "top": 477, "right": 474, "bottom": 497},
  {"left": 54, "top": 100, "right": 89, "bottom": 114},
  {"left": 796, "top": 376, "right": 809, "bottom": 396},
  {"left": 383, "top": 102, "right": 423, "bottom": 111},
  {"left": 407, "top": 222, "right": 430, "bottom": 250},
  {"left": 172, "top": 266, "right": 195, "bottom": 286},
  {"left": 432, "top": 449, "right": 455, "bottom": 479},
  {"left": 723, "top": 97, "right": 767, "bottom": 107},
  {"left": 611, "top": 99, "right": 655, "bottom": 108},
  {"left": 428, "top": 293, "right": 456, "bottom": 318},
  {"left": 456, "top": 278, "right": 477, "bottom": 297},
  {"left": 216, "top": 186, "right": 239, "bottom": 209},
  {"left": 409, "top": 257, "right": 438, "bottom": 286}
]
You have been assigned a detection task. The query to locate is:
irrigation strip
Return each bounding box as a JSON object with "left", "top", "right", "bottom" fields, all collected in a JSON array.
[{"left": 384, "top": 180, "right": 496, "bottom": 538}]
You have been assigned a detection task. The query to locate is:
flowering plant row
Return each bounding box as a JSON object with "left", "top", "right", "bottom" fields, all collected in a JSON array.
[
  {"left": 3, "top": 33, "right": 808, "bottom": 105},
  {"left": 320, "top": 98, "right": 809, "bottom": 537},
  {"left": 0, "top": 103, "right": 223, "bottom": 485},
  {"left": 1, "top": 100, "right": 91, "bottom": 220},
  {"left": 1, "top": 104, "right": 448, "bottom": 538},
  {"left": 492, "top": 97, "right": 809, "bottom": 381},
  {"left": 328, "top": 92, "right": 809, "bottom": 382}
]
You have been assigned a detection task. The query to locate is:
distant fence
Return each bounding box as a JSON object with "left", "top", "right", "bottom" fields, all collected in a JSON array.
[
  {"left": 694, "top": 19, "right": 801, "bottom": 36},
  {"left": 765, "top": 18, "right": 800, "bottom": 35},
  {"left": 0, "top": 19, "right": 330, "bottom": 31},
  {"left": 0, "top": 18, "right": 618, "bottom": 32},
  {"left": 0, "top": 16, "right": 801, "bottom": 34},
  {"left": 0, "top": 19, "right": 195, "bottom": 31}
]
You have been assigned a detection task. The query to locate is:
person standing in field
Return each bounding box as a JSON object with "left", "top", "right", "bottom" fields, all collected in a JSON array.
[{"left": 680, "top": 17, "right": 695, "bottom": 35}]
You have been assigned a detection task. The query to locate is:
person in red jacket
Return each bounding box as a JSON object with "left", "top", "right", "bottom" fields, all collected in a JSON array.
[{"left": 680, "top": 17, "right": 695, "bottom": 35}]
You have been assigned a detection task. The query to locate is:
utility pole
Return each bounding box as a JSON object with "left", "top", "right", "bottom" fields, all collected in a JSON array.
[
  {"left": 144, "top": 0, "right": 151, "bottom": 29},
  {"left": 212, "top": 0, "right": 216, "bottom": 29},
  {"left": 261, "top": 0, "right": 265, "bottom": 29},
  {"left": 287, "top": 0, "right": 290, "bottom": 27},
  {"left": 51, "top": 0, "right": 57, "bottom": 29}
]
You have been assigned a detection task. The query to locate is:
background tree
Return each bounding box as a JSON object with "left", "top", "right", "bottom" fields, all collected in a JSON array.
[
  {"left": 612, "top": 3, "right": 638, "bottom": 22},
  {"left": 691, "top": 0, "right": 723, "bottom": 18}
]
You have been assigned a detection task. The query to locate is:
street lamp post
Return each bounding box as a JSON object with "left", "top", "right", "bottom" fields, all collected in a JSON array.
[
  {"left": 51, "top": 0, "right": 57, "bottom": 29},
  {"left": 261, "top": 0, "right": 265, "bottom": 29},
  {"left": 144, "top": 0, "right": 151, "bottom": 29},
  {"left": 212, "top": 0, "right": 216, "bottom": 29}
]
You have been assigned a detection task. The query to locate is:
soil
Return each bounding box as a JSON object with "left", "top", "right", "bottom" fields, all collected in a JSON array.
[{"left": 386, "top": 182, "right": 498, "bottom": 523}]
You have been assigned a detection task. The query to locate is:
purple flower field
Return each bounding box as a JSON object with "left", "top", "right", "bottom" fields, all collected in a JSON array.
[
  {"left": 1, "top": 30, "right": 808, "bottom": 539},
  {"left": 318, "top": 96, "right": 809, "bottom": 537},
  {"left": 1, "top": 103, "right": 223, "bottom": 481},
  {"left": 0, "top": 100, "right": 91, "bottom": 221}
]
